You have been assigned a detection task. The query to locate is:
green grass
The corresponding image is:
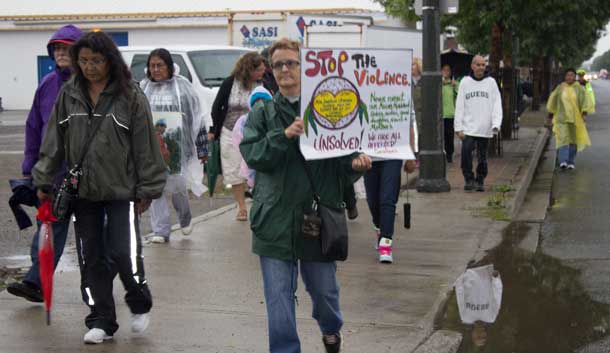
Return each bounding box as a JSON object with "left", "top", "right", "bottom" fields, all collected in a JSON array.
[{"left": 470, "top": 184, "right": 515, "bottom": 221}]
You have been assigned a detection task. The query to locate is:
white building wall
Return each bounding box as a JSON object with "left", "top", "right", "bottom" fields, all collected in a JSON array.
[
  {"left": 0, "top": 30, "right": 57, "bottom": 110},
  {"left": 127, "top": 27, "right": 228, "bottom": 47},
  {"left": 0, "top": 26, "right": 229, "bottom": 110}
]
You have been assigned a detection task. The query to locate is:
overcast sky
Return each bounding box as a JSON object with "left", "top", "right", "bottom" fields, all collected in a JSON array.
[
  {"left": 591, "top": 23, "right": 610, "bottom": 60},
  {"left": 0, "top": 0, "right": 383, "bottom": 15}
]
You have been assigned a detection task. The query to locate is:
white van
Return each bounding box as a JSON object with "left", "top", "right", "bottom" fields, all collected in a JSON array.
[{"left": 120, "top": 45, "right": 254, "bottom": 126}]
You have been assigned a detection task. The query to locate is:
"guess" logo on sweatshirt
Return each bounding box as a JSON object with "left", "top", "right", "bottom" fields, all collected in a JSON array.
[{"left": 465, "top": 91, "right": 490, "bottom": 100}]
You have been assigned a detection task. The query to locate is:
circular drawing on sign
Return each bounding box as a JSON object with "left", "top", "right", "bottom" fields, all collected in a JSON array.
[{"left": 310, "top": 76, "right": 360, "bottom": 130}]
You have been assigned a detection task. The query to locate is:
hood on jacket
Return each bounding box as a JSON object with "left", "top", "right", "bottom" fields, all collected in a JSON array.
[
  {"left": 249, "top": 86, "right": 273, "bottom": 108},
  {"left": 47, "top": 25, "right": 83, "bottom": 59},
  {"left": 469, "top": 70, "right": 490, "bottom": 82}
]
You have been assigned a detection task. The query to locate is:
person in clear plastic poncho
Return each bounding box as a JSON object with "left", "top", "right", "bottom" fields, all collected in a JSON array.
[
  {"left": 140, "top": 48, "right": 209, "bottom": 243},
  {"left": 547, "top": 68, "right": 592, "bottom": 170}
]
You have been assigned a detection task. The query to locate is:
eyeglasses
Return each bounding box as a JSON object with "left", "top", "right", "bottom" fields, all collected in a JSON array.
[
  {"left": 150, "top": 63, "right": 167, "bottom": 70},
  {"left": 78, "top": 58, "right": 106, "bottom": 68},
  {"left": 271, "top": 60, "right": 300, "bottom": 70}
]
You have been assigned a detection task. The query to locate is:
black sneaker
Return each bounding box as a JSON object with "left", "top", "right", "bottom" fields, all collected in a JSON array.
[
  {"left": 447, "top": 155, "right": 453, "bottom": 163},
  {"left": 323, "top": 332, "right": 342, "bottom": 353},
  {"left": 475, "top": 181, "right": 485, "bottom": 192},
  {"left": 6, "top": 281, "right": 43, "bottom": 303},
  {"left": 464, "top": 180, "right": 475, "bottom": 192},
  {"left": 347, "top": 205, "right": 358, "bottom": 220}
]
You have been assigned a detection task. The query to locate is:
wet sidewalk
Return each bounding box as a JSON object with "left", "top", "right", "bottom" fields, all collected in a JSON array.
[{"left": 0, "top": 114, "right": 549, "bottom": 352}]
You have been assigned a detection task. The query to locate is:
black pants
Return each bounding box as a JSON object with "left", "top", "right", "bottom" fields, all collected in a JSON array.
[
  {"left": 444, "top": 119, "right": 455, "bottom": 159},
  {"left": 74, "top": 200, "right": 152, "bottom": 335},
  {"left": 461, "top": 136, "right": 489, "bottom": 183}
]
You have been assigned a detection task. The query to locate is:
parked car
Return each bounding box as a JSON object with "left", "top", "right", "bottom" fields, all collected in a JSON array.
[{"left": 120, "top": 45, "right": 254, "bottom": 127}]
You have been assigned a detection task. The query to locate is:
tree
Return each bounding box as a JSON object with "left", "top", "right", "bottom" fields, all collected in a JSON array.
[
  {"left": 374, "top": 0, "right": 419, "bottom": 24},
  {"left": 378, "top": 0, "right": 610, "bottom": 108},
  {"left": 591, "top": 49, "right": 610, "bottom": 71}
]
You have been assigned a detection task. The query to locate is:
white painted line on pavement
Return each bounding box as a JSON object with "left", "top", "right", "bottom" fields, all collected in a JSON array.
[{"left": 0, "top": 151, "right": 23, "bottom": 155}]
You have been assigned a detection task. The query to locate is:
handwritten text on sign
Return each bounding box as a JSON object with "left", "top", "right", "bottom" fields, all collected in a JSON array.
[{"left": 300, "top": 48, "right": 415, "bottom": 160}]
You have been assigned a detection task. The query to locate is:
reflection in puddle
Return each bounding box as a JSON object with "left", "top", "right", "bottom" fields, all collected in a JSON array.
[{"left": 438, "top": 222, "right": 610, "bottom": 353}]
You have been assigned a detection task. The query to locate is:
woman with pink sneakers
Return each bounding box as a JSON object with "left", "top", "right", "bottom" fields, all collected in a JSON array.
[{"left": 364, "top": 158, "right": 416, "bottom": 263}]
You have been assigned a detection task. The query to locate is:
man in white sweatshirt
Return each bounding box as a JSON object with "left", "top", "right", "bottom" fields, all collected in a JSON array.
[{"left": 454, "top": 55, "right": 502, "bottom": 192}]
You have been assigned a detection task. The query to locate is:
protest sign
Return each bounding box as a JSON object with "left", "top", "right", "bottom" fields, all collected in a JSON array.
[{"left": 300, "top": 48, "right": 415, "bottom": 160}]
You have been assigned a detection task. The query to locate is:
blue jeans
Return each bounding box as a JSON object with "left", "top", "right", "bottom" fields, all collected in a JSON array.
[
  {"left": 259, "top": 256, "right": 343, "bottom": 353},
  {"left": 23, "top": 219, "right": 70, "bottom": 288},
  {"left": 558, "top": 144, "right": 577, "bottom": 165},
  {"left": 364, "top": 160, "right": 402, "bottom": 239}
]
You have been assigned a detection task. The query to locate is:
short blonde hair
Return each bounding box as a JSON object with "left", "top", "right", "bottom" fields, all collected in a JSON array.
[
  {"left": 268, "top": 38, "right": 301, "bottom": 62},
  {"left": 413, "top": 57, "right": 423, "bottom": 75}
]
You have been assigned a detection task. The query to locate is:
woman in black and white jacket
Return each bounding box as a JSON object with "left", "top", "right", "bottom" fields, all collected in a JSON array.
[{"left": 209, "top": 52, "right": 265, "bottom": 221}]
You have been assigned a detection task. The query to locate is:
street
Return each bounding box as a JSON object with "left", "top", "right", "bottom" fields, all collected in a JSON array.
[
  {"left": 541, "top": 79, "right": 610, "bottom": 351},
  {"left": 440, "top": 80, "right": 610, "bottom": 353}
]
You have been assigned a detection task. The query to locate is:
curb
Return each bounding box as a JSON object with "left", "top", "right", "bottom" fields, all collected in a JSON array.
[
  {"left": 410, "top": 127, "right": 550, "bottom": 353},
  {"left": 143, "top": 202, "right": 238, "bottom": 238},
  {"left": 413, "top": 330, "right": 462, "bottom": 353},
  {"left": 508, "top": 127, "right": 551, "bottom": 219}
]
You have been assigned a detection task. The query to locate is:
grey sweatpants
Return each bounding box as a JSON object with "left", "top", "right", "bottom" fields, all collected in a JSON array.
[{"left": 149, "top": 191, "right": 191, "bottom": 239}]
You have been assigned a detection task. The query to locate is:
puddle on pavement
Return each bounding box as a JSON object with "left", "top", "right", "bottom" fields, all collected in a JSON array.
[{"left": 437, "top": 222, "right": 610, "bottom": 353}]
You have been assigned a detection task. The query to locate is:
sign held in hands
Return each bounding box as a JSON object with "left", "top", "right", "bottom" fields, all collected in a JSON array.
[{"left": 300, "top": 48, "right": 415, "bottom": 161}]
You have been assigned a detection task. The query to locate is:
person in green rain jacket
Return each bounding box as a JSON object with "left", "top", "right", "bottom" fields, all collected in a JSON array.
[
  {"left": 442, "top": 64, "right": 459, "bottom": 163},
  {"left": 577, "top": 69, "right": 596, "bottom": 114},
  {"left": 239, "top": 38, "right": 372, "bottom": 353}
]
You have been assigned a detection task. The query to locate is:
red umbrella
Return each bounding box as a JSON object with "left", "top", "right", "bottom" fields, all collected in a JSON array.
[{"left": 36, "top": 200, "right": 56, "bottom": 325}]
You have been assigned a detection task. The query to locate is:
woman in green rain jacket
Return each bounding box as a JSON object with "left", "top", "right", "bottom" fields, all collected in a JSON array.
[{"left": 238, "top": 38, "right": 372, "bottom": 353}]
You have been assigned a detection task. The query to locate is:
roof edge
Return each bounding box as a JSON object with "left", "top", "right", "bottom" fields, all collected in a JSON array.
[{"left": 0, "top": 8, "right": 376, "bottom": 21}]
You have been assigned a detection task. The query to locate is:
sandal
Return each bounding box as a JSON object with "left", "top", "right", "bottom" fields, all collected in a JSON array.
[{"left": 236, "top": 209, "right": 248, "bottom": 221}]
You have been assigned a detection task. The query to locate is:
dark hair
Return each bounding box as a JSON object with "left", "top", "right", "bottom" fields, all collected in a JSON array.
[
  {"left": 260, "top": 47, "right": 271, "bottom": 68},
  {"left": 564, "top": 68, "right": 577, "bottom": 76},
  {"left": 231, "top": 52, "right": 265, "bottom": 87},
  {"left": 70, "top": 31, "right": 132, "bottom": 96},
  {"left": 146, "top": 48, "right": 175, "bottom": 81}
]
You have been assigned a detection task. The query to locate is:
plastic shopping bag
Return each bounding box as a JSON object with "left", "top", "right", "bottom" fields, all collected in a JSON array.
[{"left": 454, "top": 264, "right": 503, "bottom": 324}]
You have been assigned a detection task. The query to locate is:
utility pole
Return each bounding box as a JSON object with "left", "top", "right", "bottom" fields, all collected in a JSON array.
[{"left": 416, "top": 0, "right": 451, "bottom": 193}]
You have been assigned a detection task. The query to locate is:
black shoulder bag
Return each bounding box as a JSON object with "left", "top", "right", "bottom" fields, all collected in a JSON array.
[
  {"left": 298, "top": 153, "right": 349, "bottom": 261},
  {"left": 52, "top": 110, "right": 106, "bottom": 221}
]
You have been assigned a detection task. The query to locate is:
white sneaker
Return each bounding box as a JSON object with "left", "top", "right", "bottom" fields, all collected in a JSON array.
[
  {"left": 131, "top": 313, "right": 150, "bottom": 333},
  {"left": 83, "top": 328, "right": 112, "bottom": 344},
  {"left": 150, "top": 235, "right": 166, "bottom": 243},
  {"left": 181, "top": 224, "right": 193, "bottom": 236},
  {"left": 559, "top": 162, "right": 568, "bottom": 169},
  {"left": 378, "top": 237, "right": 393, "bottom": 264},
  {"left": 567, "top": 164, "right": 575, "bottom": 170}
]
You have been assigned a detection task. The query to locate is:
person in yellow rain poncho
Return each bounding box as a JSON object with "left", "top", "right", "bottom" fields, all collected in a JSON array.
[
  {"left": 547, "top": 68, "right": 592, "bottom": 170},
  {"left": 577, "top": 69, "right": 596, "bottom": 114}
]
